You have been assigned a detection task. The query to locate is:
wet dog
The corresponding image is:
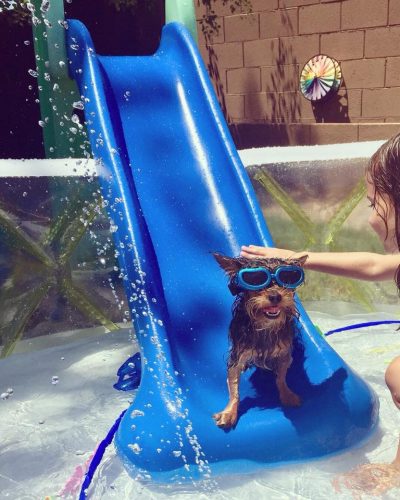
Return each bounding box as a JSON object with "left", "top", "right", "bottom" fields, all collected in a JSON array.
[{"left": 212, "top": 252, "right": 307, "bottom": 428}]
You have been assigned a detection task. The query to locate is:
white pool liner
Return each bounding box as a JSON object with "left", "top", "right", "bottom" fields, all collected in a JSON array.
[{"left": 0, "top": 140, "right": 385, "bottom": 177}]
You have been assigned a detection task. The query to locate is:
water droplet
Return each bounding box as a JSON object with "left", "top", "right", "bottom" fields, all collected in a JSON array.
[
  {"left": 24, "top": 40, "right": 31, "bottom": 46},
  {"left": 58, "top": 20, "right": 69, "bottom": 30},
  {"left": 40, "top": 0, "right": 50, "bottom": 13},
  {"left": 131, "top": 409, "right": 144, "bottom": 418},
  {"left": 51, "top": 376, "right": 59, "bottom": 385},
  {"left": 38, "top": 120, "right": 45, "bottom": 127},
  {"left": 1, "top": 393, "right": 9, "bottom": 400},
  {"left": 128, "top": 443, "right": 142, "bottom": 454},
  {"left": 22, "top": 191, "right": 28, "bottom": 197},
  {"left": 28, "top": 69, "right": 38, "bottom": 78},
  {"left": 58, "top": 60, "right": 66, "bottom": 68},
  {"left": 72, "top": 100, "right": 84, "bottom": 110},
  {"left": 173, "top": 450, "right": 182, "bottom": 457}
]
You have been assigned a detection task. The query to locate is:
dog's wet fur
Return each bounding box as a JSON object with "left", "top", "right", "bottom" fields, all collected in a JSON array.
[{"left": 212, "top": 252, "right": 307, "bottom": 428}]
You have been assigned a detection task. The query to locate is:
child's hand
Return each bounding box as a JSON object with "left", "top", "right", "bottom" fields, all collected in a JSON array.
[{"left": 240, "top": 245, "right": 295, "bottom": 259}]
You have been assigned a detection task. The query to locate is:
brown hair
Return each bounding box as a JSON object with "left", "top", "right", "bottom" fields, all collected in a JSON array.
[{"left": 367, "top": 133, "right": 400, "bottom": 291}]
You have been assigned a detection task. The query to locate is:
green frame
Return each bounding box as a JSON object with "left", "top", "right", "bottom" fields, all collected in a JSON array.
[{"left": 31, "top": 0, "right": 198, "bottom": 158}]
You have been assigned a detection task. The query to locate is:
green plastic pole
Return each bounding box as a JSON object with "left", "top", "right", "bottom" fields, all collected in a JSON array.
[
  {"left": 31, "top": 0, "right": 87, "bottom": 158},
  {"left": 165, "top": 0, "right": 198, "bottom": 44}
]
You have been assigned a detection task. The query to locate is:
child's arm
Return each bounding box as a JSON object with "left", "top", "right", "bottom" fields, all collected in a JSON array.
[{"left": 240, "top": 245, "right": 400, "bottom": 282}]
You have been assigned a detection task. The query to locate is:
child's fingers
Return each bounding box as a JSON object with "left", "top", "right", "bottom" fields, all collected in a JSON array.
[
  {"left": 240, "top": 245, "right": 270, "bottom": 258},
  {"left": 241, "top": 245, "right": 264, "bottom": 254}
]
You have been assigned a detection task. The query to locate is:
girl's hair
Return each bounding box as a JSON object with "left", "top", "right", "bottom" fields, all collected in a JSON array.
[{"left": 367, "top": 133, "right": 400, "bottom": 292}]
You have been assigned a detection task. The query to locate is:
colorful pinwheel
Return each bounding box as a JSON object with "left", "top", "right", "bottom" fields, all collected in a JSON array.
[{"left": 300, "top": 55, "right": 342, "bottom": 102}]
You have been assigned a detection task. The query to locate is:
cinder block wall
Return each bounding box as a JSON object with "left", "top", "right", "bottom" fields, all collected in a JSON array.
[{"left": 195, "top": 0, "right": 400, "bottom": 147}]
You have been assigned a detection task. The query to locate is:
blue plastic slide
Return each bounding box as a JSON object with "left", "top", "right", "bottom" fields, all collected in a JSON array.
[{"left": 67, "top": 21, "right": 378, "bottom": 482}]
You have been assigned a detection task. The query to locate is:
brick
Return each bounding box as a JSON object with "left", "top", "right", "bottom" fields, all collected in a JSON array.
[
  {"left": 284, "top": 124, "right": 311, "bottom": 144},
  {"left": 362, "top": 88, "right": 400, "bottom": 118},
  {"left": 279, "top": 0, "right": 318, "bottom": 6},
  {"left": 309, "top": 124, "right": 359, "bottom": 144},
  {"left": 299, "top": 3, "right": 340, "bottom": 35},
  {"left": 260, "top": 8, "right": 298, "bottom": 39},
  {"left": 225, "top": 13, "right": 259, "bottom": 42},
  {"left": 359, "top": 124, "right": 400, "bottom": 141},
  {"left": 279, "top": 34, "right": 319, "bottom": 66},
  {"left": 341, "top": 58, "right": 385, "bottom": 89},
  {"left": 198, "top": 43, "right": 209, "bottom": 66},
  {"left": 365, "top": 27, "right": 400, "bottom": 58},
  {"left": 244, "top": 38, "right": 279, "bottom": 67},
  {"left": 262, "top": 64, "right": 299, "bottom": 92},
  {"left": 343, "top": 89, "right": 362, "bottom": 119},
  {"left": 201, "top": 50, "right": 228, "bottom": 88},
  {"left": 197, "top": 19, "right": 224, "bottom": 45},
  {"left": 389, "top": 0, "right": 400, "bottom": 25},
  {"left": 207, "top": 42, "right": 243, "bottom": 69},
  {"left": 227, "top": 67, "right": 261, "bottom": 93},
  {"left": 209, "top": 75, "right": 227, "bottom": 103},
  {"left": 245, "top": 92, "right": 279, "bottom": 120},
  {"left": 249, "top": 0, "right": 279, "bottom": 12},
  {"left": 342, "top": 0, "right": 388, "bottom": 30},
  {"left": 386, "top": 57, "right": 400, "bottom": 86},
  {"left": 282, "top": 92, "right": 314, "bottom": 121},
  {"left": 303, "top": 88, "right": 362, "bottom": 122},
  {"left": 195, "top": 0, "right": 277, "bottom": 18},
  {"left": 357, "top": 118, "right": 383, "bottom": 123},
  {"left": 225, "top": 94, "right": 245, "bottom": 120},
  {"left": 321, "top": 31, "right": 364, "bottom": 61}
]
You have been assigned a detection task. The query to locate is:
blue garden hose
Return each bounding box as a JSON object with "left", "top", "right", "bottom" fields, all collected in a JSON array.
[{"left": 324, "top": 320, "right": 400, "bottom": 337}]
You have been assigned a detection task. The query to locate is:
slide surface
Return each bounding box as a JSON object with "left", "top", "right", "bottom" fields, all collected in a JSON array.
[{"left": 67, "top": 21, "right": 378, "bottom": 482}]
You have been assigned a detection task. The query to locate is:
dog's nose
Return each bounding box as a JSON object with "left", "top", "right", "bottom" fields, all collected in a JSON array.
[{"left": 268, "top": 293, "right": 282, "bottom": 304}]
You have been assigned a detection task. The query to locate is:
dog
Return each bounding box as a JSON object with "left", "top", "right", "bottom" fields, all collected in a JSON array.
[{"left": 212, "top": 252, "right": 307, "bottom": 428}]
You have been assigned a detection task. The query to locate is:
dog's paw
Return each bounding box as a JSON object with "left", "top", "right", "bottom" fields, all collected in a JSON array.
[
  {"left": 212, "top": 410, "right": 238, "bottom": 428},
  {"left": 280, "top": 390, "right": 302, "bottom": 407}
]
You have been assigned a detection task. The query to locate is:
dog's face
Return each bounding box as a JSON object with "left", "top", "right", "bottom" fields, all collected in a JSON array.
[{"left": 213, "top": 253, "right": 307, "bottom": 332}]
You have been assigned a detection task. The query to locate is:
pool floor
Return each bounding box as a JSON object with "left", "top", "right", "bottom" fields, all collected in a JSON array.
[{"left": 1, "top": 311, "right": 400, "bottom": 499}]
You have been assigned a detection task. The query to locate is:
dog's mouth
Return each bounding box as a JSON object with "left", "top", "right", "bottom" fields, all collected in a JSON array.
[{"left": 263, "top": 306, "right": 281, "bottom": 318}]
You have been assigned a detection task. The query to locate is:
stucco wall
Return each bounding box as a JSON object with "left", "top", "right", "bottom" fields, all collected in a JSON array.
[{"left": 195, "top": 0, "right": 400, "bottom": 146}]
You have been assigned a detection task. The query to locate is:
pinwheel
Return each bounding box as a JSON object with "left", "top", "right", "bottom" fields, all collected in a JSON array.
[{"left": 300, "top": 55, "right": 342, "bottom": 102}]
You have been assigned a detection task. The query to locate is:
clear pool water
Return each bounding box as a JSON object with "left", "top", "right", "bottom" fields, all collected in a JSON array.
[{"left": 1, "top": 311, "right": 400, "bottom": 499}]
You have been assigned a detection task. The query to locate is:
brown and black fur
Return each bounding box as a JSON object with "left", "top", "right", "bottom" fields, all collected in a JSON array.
[{"left": 212, "top": 252, "right": 307, "bottom": 428}]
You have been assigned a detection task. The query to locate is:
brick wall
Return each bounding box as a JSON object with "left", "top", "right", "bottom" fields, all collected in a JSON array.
[{"left": 195, "top": 0, "right": 400, "bottom": 146}]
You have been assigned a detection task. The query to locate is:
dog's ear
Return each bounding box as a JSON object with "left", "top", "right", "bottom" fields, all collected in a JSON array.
[
  {"left": 212, "top": 252, "right": 242, "bottom": 276},
  {"left": 290, "top": 254, "right": 308, "bottom": 267}
]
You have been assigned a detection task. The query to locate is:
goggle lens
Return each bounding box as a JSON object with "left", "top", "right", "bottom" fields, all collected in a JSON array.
[
  {"left": 240, "top": 269, "right": 269, "bottom": 287},
  {"left": 235, "top": 265, "right": 304, "bottom": 292},
  {"left": 276, "top": 268, "right": 303, "bottom": 286}
]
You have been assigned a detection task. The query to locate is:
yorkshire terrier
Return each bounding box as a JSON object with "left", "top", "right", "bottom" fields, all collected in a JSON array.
[{"left": 212, "top": 252, "right": 308, "bottom": 428}]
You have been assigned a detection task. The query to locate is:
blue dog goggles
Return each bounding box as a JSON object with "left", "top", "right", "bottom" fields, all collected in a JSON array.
[{"left": 229, "top": 265, "right": 304, "bottom": 295}]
